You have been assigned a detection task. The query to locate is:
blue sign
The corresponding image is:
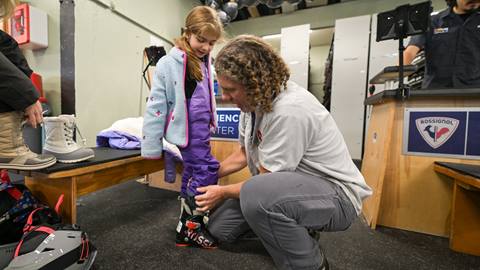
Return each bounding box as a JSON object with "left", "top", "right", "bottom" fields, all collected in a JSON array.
[
  {"left": 404, "top": 108, "right": 480, "bottom": 159},
  {"left": 407, "top": 111, "right": 467, "bottom": 155},
  {"left": 212, "top": 108, "right": 241, "bottom": 141},
  {"left": 467, "top": 112, "right": 480, "bottom": 156}
]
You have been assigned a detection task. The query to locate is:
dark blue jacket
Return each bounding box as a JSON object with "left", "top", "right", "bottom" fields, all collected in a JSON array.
[
  {"left": 0, "top": 30, "right": 38, "bottom": 113},
  {"left": 409, "top": 8, "right": 480, "bottom": 89}
]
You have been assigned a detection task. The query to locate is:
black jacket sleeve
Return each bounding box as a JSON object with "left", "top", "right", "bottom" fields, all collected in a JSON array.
[
  {"left": 0, "top": 33, "right": 39, "bottom": 113},
  {"left": 0, "top": 30, "right": 33, "bottom": 77}
]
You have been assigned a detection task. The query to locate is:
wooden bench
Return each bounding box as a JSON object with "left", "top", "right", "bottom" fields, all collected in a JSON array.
[
  {"left": 434, "top": 162, "right": 480, "bottom": 256},
  {"left": 9, "top": 148, "right": 165, "bottom": 224}
]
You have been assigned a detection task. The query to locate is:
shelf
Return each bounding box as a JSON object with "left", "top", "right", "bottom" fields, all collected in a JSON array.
[{"left": 370, "top": 65, "right": 418, "bottom": 84}]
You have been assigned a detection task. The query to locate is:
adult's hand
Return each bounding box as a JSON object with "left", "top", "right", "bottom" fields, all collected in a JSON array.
[
  {"left": 195, "top": 185, "right": 225, "bottom": 212},
  {"left": 24, "top": 100, "right": 43, "bottom": 128}
]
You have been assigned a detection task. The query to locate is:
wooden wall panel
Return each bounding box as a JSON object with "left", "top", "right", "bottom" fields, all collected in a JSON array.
[
  {"left": 361, "top": 101, "right": 396, "bottom": 228},
  {"left": 211, "top": 140, "right": 251, "bottom": 186}
]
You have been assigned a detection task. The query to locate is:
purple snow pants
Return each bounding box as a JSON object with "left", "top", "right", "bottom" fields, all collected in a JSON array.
[{"left": 179, "top": 63, "right": 219, "bottom": 198}]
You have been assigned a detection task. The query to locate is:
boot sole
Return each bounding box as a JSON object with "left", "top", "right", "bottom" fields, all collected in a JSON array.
[
  {"left": 0, "top": 159, "right": 57, "bottom": 170},
  {"left": 175, "top": 242, "right": 217, "bottom": 249},
  {"left": 57, "top": 154, "right": 95, "bottom": 164}
]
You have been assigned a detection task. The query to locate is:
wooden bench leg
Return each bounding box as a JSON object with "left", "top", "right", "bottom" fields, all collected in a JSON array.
[
  {"left": 450, "top": 181, "right": 480, "bottom": 256},
  {"left": 25, "top": 176, "right": 77, "bottom": 224}
]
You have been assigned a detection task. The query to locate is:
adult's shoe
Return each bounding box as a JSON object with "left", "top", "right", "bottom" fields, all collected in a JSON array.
[{"left": 0, "top": 111, "right": 56, "bottom": 170}]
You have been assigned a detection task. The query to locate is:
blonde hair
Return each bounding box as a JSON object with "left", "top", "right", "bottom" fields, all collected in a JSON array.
[
  {"left": 214, "top": 35, "right": 290, "bottom": 113},
  {"left": 0, "top": 0, "right": 17, "bottom": 19},
  {"left": 175, "top": 6, "right": 223, "bottom": 82}
]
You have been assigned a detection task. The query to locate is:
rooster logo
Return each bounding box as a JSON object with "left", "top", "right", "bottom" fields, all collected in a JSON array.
[
  {"left": 423, "top": 125, "right": 450, "bottom": 141},
  {"left": 416, "top": 117, "right": 459, "bottom": 149}
]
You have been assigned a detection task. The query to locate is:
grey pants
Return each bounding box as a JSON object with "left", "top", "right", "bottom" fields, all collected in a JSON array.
[{"left": 208, "top": 171, "right": 357, "bottom": 270}]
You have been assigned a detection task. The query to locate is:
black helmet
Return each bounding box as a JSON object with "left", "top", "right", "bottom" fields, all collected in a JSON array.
[
  {"left": 5, "top": 223, "right": 97, "bottom": 270},
  {"left": 3, "top": 195, "right": 96, "bottom": 270}
]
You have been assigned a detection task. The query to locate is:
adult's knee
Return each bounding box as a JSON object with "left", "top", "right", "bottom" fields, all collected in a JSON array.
[
  {"left": 239, "top": 175, "right": 270, "bottom": 222},
  {"left": 207, "top": 199, "right": 244, "bottom": 243},
  {"left": 208, "top": 224, "right": 236, "bottom": 243},
  {"left": 208, "top": 218, "right": 238, "bottom": 243}
]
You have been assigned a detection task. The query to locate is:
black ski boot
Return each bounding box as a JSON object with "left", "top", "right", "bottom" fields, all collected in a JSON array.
[{"left": 175, "top": 197, "right": 217, "bottom": 249}]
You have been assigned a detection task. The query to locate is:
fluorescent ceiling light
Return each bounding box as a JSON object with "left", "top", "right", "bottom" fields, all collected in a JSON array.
[
  {"left": 263, "top": 30, "right": 313, "bottom": 40},
  {"left": 263, "top": 33, "right": 282, "bottom": 39}
]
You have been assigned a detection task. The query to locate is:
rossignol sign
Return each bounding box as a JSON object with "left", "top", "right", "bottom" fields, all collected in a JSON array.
[
  {"left": 404, "top": 108, "right": 480, "bottom": 159},
  {"left": 415, "top": 117, "right": 459, "bottom": 149}
]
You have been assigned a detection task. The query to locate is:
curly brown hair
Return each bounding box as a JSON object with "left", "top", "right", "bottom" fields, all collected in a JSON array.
[
  {"left": 175, "top": 6, "right": 223, "bottom": 82},
  {"left": 214, "top": 35, "right": 290, "bottom": 113}
]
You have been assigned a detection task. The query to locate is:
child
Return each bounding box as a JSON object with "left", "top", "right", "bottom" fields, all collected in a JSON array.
[{"left": 141, "top": 6, "right": 223, "bottom": 248}]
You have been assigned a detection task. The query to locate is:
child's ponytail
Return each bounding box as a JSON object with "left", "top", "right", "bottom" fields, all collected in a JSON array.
[
  {"left": 176, "top": 33, "right": 204, "bottom": 82},
  {"left": 174, "top": 6, "right": 224, "bottom": 82}
]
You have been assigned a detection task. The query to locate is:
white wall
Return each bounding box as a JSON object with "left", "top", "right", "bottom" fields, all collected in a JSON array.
[
  {"left": 21, "top": 0, "right": 61, "bottom": 115},
  {"left": 75, "top": 0, "right": 198, "bottom": 146}
]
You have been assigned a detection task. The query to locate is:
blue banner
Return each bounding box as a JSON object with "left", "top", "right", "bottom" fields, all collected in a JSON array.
[
  {"left": 467, "top": 112, "right": 480, "bottom": 156},
  {"left": 407, "top": 111, "right": 467, "bottom": 155},
  {"left": 212, "top": 108, "right": 241, "bottom": 141}
]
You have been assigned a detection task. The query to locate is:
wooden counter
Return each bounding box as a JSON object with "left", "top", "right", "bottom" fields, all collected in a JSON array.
[{"left": 362, "top": 88, "right": 480, "bottom": 237}]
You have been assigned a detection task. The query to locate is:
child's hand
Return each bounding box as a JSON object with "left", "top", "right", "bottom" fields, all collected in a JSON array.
[{"left": 195, "top": 185, "right": 225, "bottom": 212}]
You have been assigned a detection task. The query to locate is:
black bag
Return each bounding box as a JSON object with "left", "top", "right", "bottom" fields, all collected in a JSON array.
[{"left": 0, "top": 170, "right": 61, "bottom": 245}]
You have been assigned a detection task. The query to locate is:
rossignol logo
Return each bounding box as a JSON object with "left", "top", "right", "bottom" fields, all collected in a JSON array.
[
  {"left": 415, "top": 117, "right": 459, "bottom": 149},
  {"left": 186, "top": 229, "right": 212, "bottom": 247}
]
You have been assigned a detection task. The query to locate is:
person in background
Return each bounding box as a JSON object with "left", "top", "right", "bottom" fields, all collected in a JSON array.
[
  {"left": 0, "top": 0, "right": 56, "bottom": 170},
  {"left": 141, "top": 6, "right": 223, "bottom": 249},
  {"left": 403, "top": 0, "right": 480, "bottom": 89},
  {"left": 195, "top": 35, "right": 372, "bottom": 270}
]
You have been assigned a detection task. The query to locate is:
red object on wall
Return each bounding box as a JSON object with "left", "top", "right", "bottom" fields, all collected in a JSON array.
[
  {"left": 30, "top": 72, "right": 43, "bottom": 97},
  {"left": 10, "top": 3, "right": 29, "bottom": 45},
  {"left": 8, "top": 3, "right": 48, "bottom": 50}
]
